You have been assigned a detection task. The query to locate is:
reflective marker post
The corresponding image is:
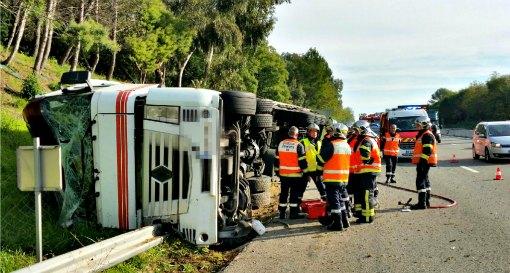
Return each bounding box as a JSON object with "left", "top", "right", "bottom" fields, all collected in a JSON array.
[{"left": 34, "top": 137, "right": 43, "bottom": 262}]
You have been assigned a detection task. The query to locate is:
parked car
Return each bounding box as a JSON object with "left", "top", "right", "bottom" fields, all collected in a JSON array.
[{"left": 472, "top": 121, "right": 510, "bottom": 161}]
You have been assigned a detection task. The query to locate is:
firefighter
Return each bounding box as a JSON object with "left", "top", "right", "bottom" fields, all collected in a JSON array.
[
  {"left": 317, "top": 124, "right": 351, "bottom": 230},
  {"left": 352, "top": 120, "right": 381, "bottom": 223},
  {"left": 380, "top": 124, "right": 401, "bottom": 183},
  {"left": 275, "top": 126, "right": 309, "bottom": 219},
  {"left": 410, "top": 116, "right": 437, "bottom": 210},
  {"left": 300, "top": 123, "right": 327, "bottom": 201},
  {"left": 347, "top": 125, "right": 361, "bottom": 217}
]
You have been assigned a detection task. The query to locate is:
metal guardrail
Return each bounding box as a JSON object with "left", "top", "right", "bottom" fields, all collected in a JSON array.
[
  {"left": 14, "top": 225, "right": 164, "bottom": 273},
  {"left": 443, "top": 128, "right": 473, "bottom": 138}
]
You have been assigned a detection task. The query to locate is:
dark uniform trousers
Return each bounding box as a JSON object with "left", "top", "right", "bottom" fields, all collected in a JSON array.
[
  {"left": 416, "top": 163, "right": 431, "bottom": 191},
  {"left": 384, "top": 155, "right": 397, "bottom": 178},
  {"left": 279, "top": 176, "right": 307, "bottom": 208},
  {"left": 354, "top": 173, "right": 376, "bottom": 222}
]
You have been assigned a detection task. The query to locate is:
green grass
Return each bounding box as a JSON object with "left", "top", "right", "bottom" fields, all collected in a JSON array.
[{"left": 0, "top": 48, "right": 236, "bottom": 272}]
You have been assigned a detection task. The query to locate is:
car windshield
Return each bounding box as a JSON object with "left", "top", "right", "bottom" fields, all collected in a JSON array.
[
  {"left": 389, "top": 116, "right": 421, "bottom": 131},
  {"left": 487, "top": 124, "right": 510, "bottom": 137}
]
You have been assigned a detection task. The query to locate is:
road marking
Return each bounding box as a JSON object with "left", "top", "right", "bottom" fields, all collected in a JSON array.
[{"left": 460, "top": 166, "right": 479, "bottom": 173}]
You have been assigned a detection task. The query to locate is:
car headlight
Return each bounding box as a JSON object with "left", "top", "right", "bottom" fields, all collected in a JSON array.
[{"left": 491, "top": 142, "right": 501, "bottom": 148}]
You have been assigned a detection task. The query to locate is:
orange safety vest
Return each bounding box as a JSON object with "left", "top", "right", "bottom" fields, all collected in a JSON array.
[
  {"left": 277, "top": 138, "right": 303, "bottom": 177},
  {"left": 354, "top": 137, "right": 382, "bottom": 174},
  {"left": 323, "top": 139, "right": 351, "bottom": 183},
  {"left": 383, "top": 132, "right": 401, "bottom": 156},
  {"left": 412, "top": 130, "right": 438, "bottom": 165},
  {"left": 348, "top": 137, "right": 359, "bottom": 174}
]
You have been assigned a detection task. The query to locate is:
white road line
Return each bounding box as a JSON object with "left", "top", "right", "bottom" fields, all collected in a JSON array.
[{"left": 460, "top": 166, "right": 479, "bottom": 173}]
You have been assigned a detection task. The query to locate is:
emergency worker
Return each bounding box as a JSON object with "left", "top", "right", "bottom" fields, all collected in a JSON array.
[
  {"left": 380, "top": 124, "right": 401, "bottom": 183},
  {"left": 410, "top": 116, "right": 437, "bottom": 210},
  {"left": 352, "top": 120, "right": 381, "bottom": 223},
  {"left": 275, "top": 126, "right": 309, "bottom": 219},
  {"left": 347, "top": 125, "right": 361, "bottom": 217},
  {"left": 317, "top": 124, "right": 351, "bottom": 230},
  {"left": 300, "top": 123, "right": 327, "bottom": 201}
]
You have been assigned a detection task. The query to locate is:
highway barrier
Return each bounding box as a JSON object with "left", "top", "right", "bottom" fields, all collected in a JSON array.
[{"left": 443, "top": 128, "right": 473, "bottom": 139}]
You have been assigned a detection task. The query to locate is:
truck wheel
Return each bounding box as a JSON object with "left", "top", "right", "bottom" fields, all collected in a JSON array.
[
  {"left": 220, "top": 91, "right": 256, "bottom": 116},
  {"left": 251, "top": 114, "right": 273, "bottom": 128},
  {"left": 262, "top": 149, "right": 276, "bottom": 176},
  {"left": 249, "top": 175, "right": 271, "bottom": 193},
  {"left": 256, "top": 99, "right": 274, "bottom": 114},
  {"left": 251, "top": 191, "right": 271, "bottom": 209}
]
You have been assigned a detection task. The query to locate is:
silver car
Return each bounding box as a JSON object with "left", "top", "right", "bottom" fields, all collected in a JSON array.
[{"left": 472, "top": 121, "right": 510, "bottom": 161}]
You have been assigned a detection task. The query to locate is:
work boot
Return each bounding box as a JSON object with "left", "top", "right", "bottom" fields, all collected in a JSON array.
[
  {"left": 385, "top": 176, "right": 390, "bottom": 183},
  {"left": 318, "top": 214, "right": 333, "bottom": 226},
  {"left": 289, "top": 207, "right": 306, "bottom": 219},
  {"left": 327, "top": 213, "right": 344, "bottom": 231},
  {"left": 341, "top": 211, "right": 350, "bottom": 228},
  {"left": 390, "top": 176, "right": 397, "bottom": 183},
  {"left": 410, "top": 192, "right": 427, "bottom": 210},
  {"left": 278, "top": 206, "right": 287, "bottom": 219},
  {"left": 426, "top": 190, "right": 431, "bottom": 208}
]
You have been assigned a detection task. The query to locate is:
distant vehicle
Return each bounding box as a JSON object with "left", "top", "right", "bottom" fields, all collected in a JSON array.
[
  {"left": 427, "top": 109, "right": 442, "bottom": 143},
  {"left": 472, "top": 121, "right": 510, "bottom": 161},
  {"left": 380, "top": 108, "right": 429, "bottom": 158},
  {"left": 369, "top": 122, "right": 380, "bottom": 135}
]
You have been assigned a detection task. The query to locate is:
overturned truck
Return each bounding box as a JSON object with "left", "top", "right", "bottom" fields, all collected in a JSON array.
[{"left": 22, "top": 72, "right": 327, "bottom": 245}]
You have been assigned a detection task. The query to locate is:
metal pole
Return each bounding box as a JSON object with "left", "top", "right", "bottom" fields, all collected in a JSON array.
[{"left": 34, "top": 137, "right": 43, "bottom": 262}]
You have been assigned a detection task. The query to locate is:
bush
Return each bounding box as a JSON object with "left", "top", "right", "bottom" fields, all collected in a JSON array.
[{"left": 21, "top": 73, "right": 43, "bottom": 99}]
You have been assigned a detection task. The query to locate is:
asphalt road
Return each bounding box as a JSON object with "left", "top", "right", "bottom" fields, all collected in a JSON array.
[{"left": 223, "top": 136, "right": 510, "bottom": 273}]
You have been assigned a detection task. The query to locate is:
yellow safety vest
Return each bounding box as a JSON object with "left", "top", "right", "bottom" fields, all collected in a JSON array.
[{"left": 301, "top": 138, "right": 322, "bottom": 172}]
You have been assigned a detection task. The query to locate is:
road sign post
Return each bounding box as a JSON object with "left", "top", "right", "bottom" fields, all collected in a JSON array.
[
  {"left": 17, "top": 138, "right": 62, "bottom": 262},
  {"left": 34, "top": 137, "right": 43, "bottom": 262}
]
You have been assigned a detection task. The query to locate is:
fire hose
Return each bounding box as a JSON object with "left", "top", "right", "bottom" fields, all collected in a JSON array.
[{"left": 377, "top": 182, "right": 457, "bottom": 209}]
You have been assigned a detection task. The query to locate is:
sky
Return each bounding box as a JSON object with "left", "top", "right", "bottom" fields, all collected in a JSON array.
[{"left": 268, "top": 0, "right": 510, "bottom": 118}]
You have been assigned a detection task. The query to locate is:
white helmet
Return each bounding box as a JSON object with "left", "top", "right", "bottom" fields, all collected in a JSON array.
[
  {"left": 288, "top": 126, "right": 299, "bottom": 136},
  {"left": 307, "top": 123, "right": 320, "bottom": 131},
  {"left": 415, "top": 116, "right": 431, "bottom": 129},
  {"left": 352, "top": 120, "right": 375, "bottom": 136}
]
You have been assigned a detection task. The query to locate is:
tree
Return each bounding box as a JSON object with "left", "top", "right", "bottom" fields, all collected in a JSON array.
[
  {"left": 253, "top": 44, "right": 290, "bottom": 101},
  {"left": 125, "top": 0, "right": 193, "bottom": 84},
  {"left": 429, "top": 88, "right": 455, "bottom": 105},
  {"left": 2, "top": 1, "right": 29, "bottom": 65}
]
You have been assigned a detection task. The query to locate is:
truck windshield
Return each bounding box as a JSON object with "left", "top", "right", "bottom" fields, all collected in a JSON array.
[
  {"left": 389, "top": 116, "right": 421, "bottom": 131},
  {"left": 487, "top": 124, "right": 510, "bottom": 137}
]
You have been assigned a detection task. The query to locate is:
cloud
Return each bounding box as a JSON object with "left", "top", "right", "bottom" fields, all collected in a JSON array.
[{"left": 269, "top": 0, "right": 510, "bottom": 117}]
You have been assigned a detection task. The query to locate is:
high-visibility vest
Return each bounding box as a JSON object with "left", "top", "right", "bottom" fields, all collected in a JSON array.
[
  {"left": 348, "top": 137, "right": 359, "bottom": 174},
  {"left": 354, "top": 137, "right": 382, "bottom": 174},
  {"left": 412, "top": 130, "right": 438, "bottom": 166},
  {"left": 277, "top": 138, "right": 303, "bottom": 177},
  {"left": 301, "top": 138, "right": 322, "bottom": 172},
  {"left": 323, "top": 139, "right": 351, "bottom": 183},
  {"left": 383, "top": 132, "right": 401, "bottom": 156}
]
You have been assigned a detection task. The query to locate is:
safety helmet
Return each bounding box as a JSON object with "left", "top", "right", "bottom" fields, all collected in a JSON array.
[
  {"left": 307, "top": 123, "right": 320, "bottom": 132},
  {"left": 352, "top": 120, "right": 375, "bottom": 136},
  {"left": 288, "top": 126, "right": 299, "bottom": 137},
  {"left": 333, "top": 123, "right": 347, "bottom": 138},
  {"left": 415, "top": 116, "right": 431, "bottom": 129}
]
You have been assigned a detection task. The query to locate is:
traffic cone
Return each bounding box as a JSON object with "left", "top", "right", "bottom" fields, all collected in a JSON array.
[
  {"left": 494, "top": 167, "right": 503, "bottom": 180},
  {"left": 450, "top": 154, "right": 459, "bottom": 163}
]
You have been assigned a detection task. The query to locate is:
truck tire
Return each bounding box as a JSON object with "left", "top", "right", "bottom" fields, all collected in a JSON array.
[
  {"left": 248, "top": 175, "right": 271, "bottom": 193},
  {"left": 251, "top": 114, "right": 273, "bottom": 128},
  {"left": 262, "top": 148, "right": 276, "bottom": 176},
  {"left": 251, "top": 191, "right": 271, "bottom": 209},
  {"left": 256, "top": 99, "right": 274, "bottom": 114},
  {"left": 220, "top": 91, "right": 256, "bottom": 116}
]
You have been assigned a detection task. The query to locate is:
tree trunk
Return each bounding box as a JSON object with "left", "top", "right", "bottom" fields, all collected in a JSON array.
[
  {"left": 155, "top": 67, "right": 164, "bottom": 86},
  {"left": 90, "top": 0, "right": 99, "bottom": 73},
  {"left": 106, "top": 0, "right": 117, "bottom": 80},
  {"left": 40, "top": 0, "right": 58, "bottom": 71},
  {"left": 2, "top": 5, "right": 28, "bottom": 65},
  {"left": 204, "top": 44, "right": 214, "bottom": 82},
  {"left": 32, "top": 17, "right": 42, "bottom": 56},
  {"left": 33, "top": 0, "right": 53, "bottom": 72},
  {"left": 6, "top": 1, "right": 23, "bottom": 49},
  {"left": 70, "top": 0, "right": 85, "bottom": 71},
  {"left": 59, "top": 46, "right": 73, "bottom": 65},
  {"left": 178, "top": 50, "right": 194, "bottom": 87}
]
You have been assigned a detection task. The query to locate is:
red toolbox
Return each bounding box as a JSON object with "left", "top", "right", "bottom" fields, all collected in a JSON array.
[{"left": 300, "top": 199, "right": 327, "bottom": 219}]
